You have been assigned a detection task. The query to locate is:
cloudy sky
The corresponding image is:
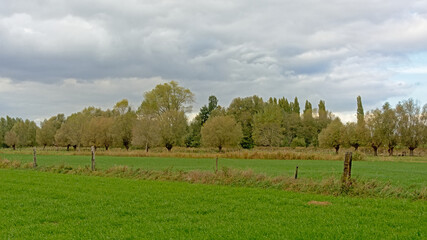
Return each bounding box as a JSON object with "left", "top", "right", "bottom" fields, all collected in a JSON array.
[{"left": 1, "top": 0, "right": 426, "bottom": 123}]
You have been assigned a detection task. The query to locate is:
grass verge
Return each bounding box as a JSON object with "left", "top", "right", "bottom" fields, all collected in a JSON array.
[{"left": 1, "top": 159, "right": 425, "bottom": 200}]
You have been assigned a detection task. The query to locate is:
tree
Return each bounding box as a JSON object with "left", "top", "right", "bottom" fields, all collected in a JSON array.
[
  {"left": 357, "top": 96, "right": 365, "bottom": 126},
  {"left": 55, "top": 123, "right": 72, "bottom": 150},
  {"left": 185, "top": 96, "right": 219, "bottom": 147},
  {"left": 318, "top": 100, "right": 327, "bottom": 123},
  {"left": 366, "top": 109, "right": 385, "bottom": 156},
  {"left": 346, "top": 96, "right": 369, "bottom": 150},
  {"left": 132, "top": 116, "right": 161, "bottom": 152},
  {"left": 278, "top": 97, "right": 291, "bottom": 113},
  {"left": 37, "top": 114, "right": 65, "bottom": 149},
  {"left": 290, "top": 137, "right": 306, "bottom": 148},
  {"left": 4, "top": 131, "right": 18, "bottom": 150},
  {"left": 158, "top": 110, "right": 188, "bottom": 151},
  {"left": 227, "top": 95, "right": 264, "bottom": 149},
  {"left": 396, "top": 99, "right": 424, "bottom": 156},
  {"left": 83, "top": 116, "right": 114, "bottom": 150},
  {"left": 292, "top": 97, "right": 300, "bottom": 115},
  {"left": 201, "top": 116, "right": 242, "bottom": 152},
  {"left": 185, "top": 116, "right": 202, "bottom": 147},
  {"left": 300, "top": 100, "right": 318, "bottom": 146},
  {"left": 313, "top": 100, "right": 332, "bottom": 146},
  {"left": 0, "top": 116, "right": 18, "bottom": 148},
  {"left": 282, "top": 111, "right": 302, "bottom": 146},
  {"left": 344, "top": 122, "right": 368, "bottom": 151},
  {"left": 55, "top": 112, "right": 87, "bottom": 150},
  {"left": 381, "top": 103, "right": 398, "bottom": 156},
  {"left": 318, "top": 118, "right": 345, "bottom": 154},
  {"left": 253, "top": 104, "right": 283, "bottom": 147},
  {"left": 112, "top": 101, "right": 136, "bottom": 150},
  {"left": 422, "top": 104, "right": 427, "bottom": 146},
  {"left": 139, "top": 81, "right": 195, "bottom": 115},
  {"left": 11, "top": 120, "right": 37, "bottom": 147}
]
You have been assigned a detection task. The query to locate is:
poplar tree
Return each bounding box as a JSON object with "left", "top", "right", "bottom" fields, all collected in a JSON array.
[
  {"left": 293, "top": 97, "right": 300, "bottom": 115},
  {"left": 348, "top": 96, "right": 368, "bottom": 150}
]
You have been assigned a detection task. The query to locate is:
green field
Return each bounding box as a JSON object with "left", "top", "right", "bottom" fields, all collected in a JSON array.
[
  {"left": 0, "top": 169, "right": 425, "bottom": 239},
  {"left": 2, "top": 152, "right": 426, "bottom": 190}
]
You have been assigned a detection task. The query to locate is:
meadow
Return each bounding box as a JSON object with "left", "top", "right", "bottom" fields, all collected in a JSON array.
[
  {"left": 1, "top": 150, "right": 426, "bottom": 190},
  {"left": 0, "top": 169, "right": 425, "bottom": 239}
]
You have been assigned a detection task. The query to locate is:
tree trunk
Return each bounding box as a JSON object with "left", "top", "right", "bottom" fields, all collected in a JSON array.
[
  {"left": 123, "top": 140, "right": 130, "bottom": 151},
  {"left": 166, "top": 143, "right": 173, "bottom": 152},
  {"left": 12, "top": 144, "right": 15, "bottom": 150},
  {"left": 335, "top": 145, "right": 340, "bottom": 154},
  {"left": 409, "top": 147, "right": 415, "bottom": 156},
  {"left": 105, "top": 145, "right": 109, "bottom": 151},
  {"left": 67, "top": 145, "right": 70, "bottom": 151},
  {"left": 73, "top": 145, "right": 77, "bottom": 151},
  {"left": 218, "top": 145, "right": 222, "bottom": 152},
  {"left": 388, "top": 147, "right": 394, "bottom": 156},
  {"left": 372, "top": 146, "right": 378, "bottom": 156},
  {"left": 43, "top": 145, "right": 46, "bottom": 150},
  {"left": 145, "top": 142, "right": 149, "bottom": 153},
  {"left": 353, "top": 144, "right": 359, "bottom": 151}
]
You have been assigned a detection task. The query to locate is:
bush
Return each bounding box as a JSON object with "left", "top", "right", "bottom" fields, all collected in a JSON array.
[
  {"left": 290, "top": 137, "right": 306, "bottom": 148},
  {"left": 352, "top": 151, "right": 365, "bottom": 161}
]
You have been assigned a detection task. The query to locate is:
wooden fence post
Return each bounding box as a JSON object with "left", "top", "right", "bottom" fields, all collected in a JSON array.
[
  {"left": 294, "top": 166, "right": 298, "bottom": 179},
  {"left": 91, "top": 146, "right": 95, "bottom": 171},
  {"left": 215, "top": 157, "right": 218, "bottom": 173},
  {"left": 342, "top": 152, "right": 352, "bottom": 184},
  {"left": 33, "top": 147, "right": 37, "bottom": 168}
]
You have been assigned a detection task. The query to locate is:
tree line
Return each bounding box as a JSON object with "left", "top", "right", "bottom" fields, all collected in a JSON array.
[{"left": 1, "top": 81, "right": 426, "bottom": 155}]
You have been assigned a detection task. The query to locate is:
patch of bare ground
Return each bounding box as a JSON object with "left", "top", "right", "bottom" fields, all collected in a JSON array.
[{"left": 307, "top": 201, "right": 331, "bottom": 206}]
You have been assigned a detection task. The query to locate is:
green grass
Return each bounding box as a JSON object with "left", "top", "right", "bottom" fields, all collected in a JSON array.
[
  {"left": 0, "top": 169, "right": 425, "bottom": 239},
  {"left": 2, "top": 152, "right": 426, "bottom": 190}
]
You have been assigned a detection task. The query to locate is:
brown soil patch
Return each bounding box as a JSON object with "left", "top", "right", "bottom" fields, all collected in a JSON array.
[{"left": 307, "top": 201, "right": 331, "bottom": 206}]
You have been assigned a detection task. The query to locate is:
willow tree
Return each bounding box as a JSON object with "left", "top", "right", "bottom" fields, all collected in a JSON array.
[
  {"left": 366, "top": 109, "right": 385, "bottom": 156},
  {"left": 112, "top": 99, "right": 136, "bottom": 150},
  {"left": 346, "top": 96, "right": 369, "bottom": 150},
  {"left": 158, "top": 110, "right": 188, "bottom": 151},
  {"left": 139, "top": 81, "right": 195, "bottom": 115},
  {"left": 381, "top": 102, "right": 398, "bottom": 156},
  {"left": 4, "top": 131, "right": 18, "bottom": 150},
  {"left": 201, "top": 116, "right": 242, "bottom": 152},
  {"left": 396, "top": 99, "right": 424, "bottom": 156},
  {"left": 318, "top": 118, "right": 345, "bottom": 154},
  {"left": 37, "top": 114, "right": 65, "bottom": 149},
  {"left": 132, "top": 116, "right": 161, "bottom": 152}
]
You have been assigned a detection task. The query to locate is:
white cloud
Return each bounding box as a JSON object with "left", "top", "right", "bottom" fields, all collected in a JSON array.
[
  {"left": 0, "top": 0, "right": 426, "bottom": 121},
  {"left": 0, "top": 77, "right": 166, "bottom": 121}
]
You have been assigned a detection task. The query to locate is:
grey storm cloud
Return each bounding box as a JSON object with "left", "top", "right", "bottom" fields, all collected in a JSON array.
[{"left": 1, "top": 0, "right": 427, "bottom": 122}]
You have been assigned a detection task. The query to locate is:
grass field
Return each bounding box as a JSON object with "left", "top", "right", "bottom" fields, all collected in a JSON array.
[
  {"left": 1, "top": 152, "right": 426, "bottom": 190},
  {"left": 0, "top": 169, "right": 425, "bottom": 239}
]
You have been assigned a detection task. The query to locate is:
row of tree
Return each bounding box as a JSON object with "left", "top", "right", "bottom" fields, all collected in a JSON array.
[
  {"left": 1, "top": 81, "right": 426, "bottom": 155},
  {"left": 319, "top": 97, "right": 427, "bottom": 156}
]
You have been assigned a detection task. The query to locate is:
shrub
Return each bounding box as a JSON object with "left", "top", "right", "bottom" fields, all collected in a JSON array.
[{"left": 290, "top": 137, "right": 306, "bottom": 148}]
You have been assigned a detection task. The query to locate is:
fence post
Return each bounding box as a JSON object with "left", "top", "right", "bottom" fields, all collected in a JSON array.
[
  {"left": 33, "top": 147, "right": 37, "bottom": 168},
  {"left": 91, "top": 146, "right": 95, "bottom": 171},
  {"left": 342, "top": 152, "right": 352, "bottom": 184},
  {"left": 215, "top": 157, "right": 218, "bottom": 173},
  {"left": 294, "top": 166, "right": 298, "bottom": 179}
]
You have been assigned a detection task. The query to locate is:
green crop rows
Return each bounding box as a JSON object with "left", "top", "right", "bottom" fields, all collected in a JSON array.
[{"left": 0, "top": 169, "right": 425, "bottom": 239}]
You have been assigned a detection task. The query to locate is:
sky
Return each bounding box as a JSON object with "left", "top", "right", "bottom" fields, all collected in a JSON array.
[{"left": 0, "top": 0, "right": 426, "bottom": 124}]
